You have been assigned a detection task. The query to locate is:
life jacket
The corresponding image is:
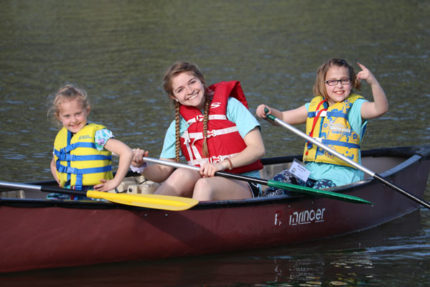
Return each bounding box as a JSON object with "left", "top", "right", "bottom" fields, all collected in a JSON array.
[
  {"left": 53, "top": 123, "right": 113, "bottom": 190},
  {"left": 303, "top": 94, "right": 364, "bottom": 167},
  {"left": 179, "top": 81, "right": 263, "bottom": 174}
]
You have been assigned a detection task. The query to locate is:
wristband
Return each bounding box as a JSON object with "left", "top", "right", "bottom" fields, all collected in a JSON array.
[{"left": 225, "top": 158, "right": 233, "bottom": 170}]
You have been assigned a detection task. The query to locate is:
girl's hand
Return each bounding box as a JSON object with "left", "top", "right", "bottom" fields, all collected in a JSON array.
[
  {"left": 256, "top": 104, "right": 271, "bottom": 119},
  {"left": 94, "top": 179, "right": 117, "bottom": 192},
  {"left": 199, "top": 161, "right": 225, "bottom": 177},
  {"left": 131, "top": 148, "right": 149, "bottom": 168},
  {"left": 356, "top": 62, "right": 377, "bottom": 85}
]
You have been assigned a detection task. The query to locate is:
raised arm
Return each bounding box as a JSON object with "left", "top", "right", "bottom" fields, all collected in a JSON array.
[{"left": 356, "top": 62, "right": 389, "bottom": 119}]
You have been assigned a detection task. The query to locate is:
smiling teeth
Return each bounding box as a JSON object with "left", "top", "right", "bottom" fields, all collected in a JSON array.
[{"left": 187, "top": 93, "right": 198, "bottom": 100}]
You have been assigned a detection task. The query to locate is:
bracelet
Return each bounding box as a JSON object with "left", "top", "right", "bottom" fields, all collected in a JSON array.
[
  {"left": 130, "top": 163, "right": 147, "bottom": 173},
  {"left": 225, "top": 158, "right": 233, "bottom": 170}
]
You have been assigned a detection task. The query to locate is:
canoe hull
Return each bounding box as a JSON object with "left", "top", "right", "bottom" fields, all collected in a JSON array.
[{"left": 1, "top": 146, "right": 429, "bottom": 273}]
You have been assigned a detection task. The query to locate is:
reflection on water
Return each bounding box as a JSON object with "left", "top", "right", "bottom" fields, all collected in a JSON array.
[{"left": 0, "top": 0, "right": 429, "bottom": 285}]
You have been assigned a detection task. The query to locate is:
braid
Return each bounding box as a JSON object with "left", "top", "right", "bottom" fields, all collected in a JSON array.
[
  {"left": 202, "top": 93, "right": 211, "bottom": 158},
  {"left": 175, "top": 101, "right": 181, "bottom": 162}
]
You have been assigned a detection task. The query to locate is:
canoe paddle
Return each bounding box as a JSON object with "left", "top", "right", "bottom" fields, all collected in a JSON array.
[
  {"left": 263, "top": 109, "right": 430, "bottom": 209},
  {"left": 0, "top": 181, "right": 198, "bottom": 211},
  {"left": 142, "top": 157, "right": 372, "bottom": 205}
]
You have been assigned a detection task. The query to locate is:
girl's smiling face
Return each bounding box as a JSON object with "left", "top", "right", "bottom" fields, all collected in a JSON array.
[
  {"left": 324, "top": 66, "right": 352, "bottom": 106},
  {"left": 57, "top": 98, "right": 90, "bottom": 133},
  {"left": 170, "top": 72, "right": 206, "bottom": 110}
]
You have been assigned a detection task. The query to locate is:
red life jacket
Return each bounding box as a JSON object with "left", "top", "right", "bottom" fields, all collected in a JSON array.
[{"left": 179, "top": 81, "right": 263, "bottom": 174}]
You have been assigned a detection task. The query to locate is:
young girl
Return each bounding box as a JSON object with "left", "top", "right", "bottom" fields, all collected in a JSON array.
[
  {"left": 256, "top": 58, "right": 388, "bottom": 194},
  {"left": 49, "top": 84, "right": 133, "bottom": 197},
  {"left": 131, "top": 61, "right": 265, "bottom": 201}
]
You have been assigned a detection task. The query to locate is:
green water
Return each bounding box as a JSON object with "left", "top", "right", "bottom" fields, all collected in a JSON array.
[{"left": 0, "top": 0, "right": 429, "bottom": 285}]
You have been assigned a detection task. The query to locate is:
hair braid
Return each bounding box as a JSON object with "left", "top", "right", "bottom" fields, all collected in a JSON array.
[
  {"left": 202, "top": 93, "right": 211, "bottom": 158},
  {"left": 175, "top": 101, "right": 181, "bottom": 162}
]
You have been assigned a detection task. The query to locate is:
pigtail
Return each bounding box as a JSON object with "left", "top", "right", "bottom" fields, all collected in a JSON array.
[
  {"left": 175, "top": 101, "right": 181, "bottom": 162},
  {"left": 202, "top": 94, "right": 211, "bottom": 158}
]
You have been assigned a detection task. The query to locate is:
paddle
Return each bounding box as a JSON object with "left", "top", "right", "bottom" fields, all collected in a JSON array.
[
  {"left": 263, "top": 109, "right": 430, "bottom": 209},
  {"left": 0, "top": 181, "right": 198, "bottom": 211},
  {"left": 142, "top": 157, "right": 372, "bottom": 205}
]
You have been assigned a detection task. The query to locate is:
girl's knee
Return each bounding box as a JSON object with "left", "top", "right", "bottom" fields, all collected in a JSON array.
[
  {"left": 158, "top": 168, "right": 199, "bottom": 197},
  {"left": 193, "top": 179, "right": 214, "bottom": 201},
  {"left": 168, "top": 168, "right": 198, "bottom": 182}
]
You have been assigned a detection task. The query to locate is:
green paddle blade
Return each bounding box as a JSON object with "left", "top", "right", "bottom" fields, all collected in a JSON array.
[{"left": 267, "top": 180, "right": 372, "bottom": 205}]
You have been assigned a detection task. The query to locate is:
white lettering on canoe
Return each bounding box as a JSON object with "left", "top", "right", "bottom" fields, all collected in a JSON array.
[
  {"left": 274, "top": 211, "right": 282, "bottom": 226},
  {"left": 289, "top": 208, "right": 326, "bottom": 226}
]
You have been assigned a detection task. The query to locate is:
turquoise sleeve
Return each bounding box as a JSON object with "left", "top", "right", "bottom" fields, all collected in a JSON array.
[
  {"left": 94, "top": 128, "right": 114, "bottom": 151},
  {"left": 226, "top": 98, "right": 260, "bottom": 138}
]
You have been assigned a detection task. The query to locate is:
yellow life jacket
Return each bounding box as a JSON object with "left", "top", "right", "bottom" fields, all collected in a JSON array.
[
  {"left": 53, "top": 123, "right": 113, "bottom": 190},
  {"left": 303, "top": 94, "right": 364, "bottom": 167}
]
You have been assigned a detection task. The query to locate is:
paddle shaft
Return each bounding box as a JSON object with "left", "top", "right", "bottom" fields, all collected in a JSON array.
[
  {"left": 143, "top": 158, "right": 268, "bottom": 184},
  {"left": 266, "top": 114, "right": 430, "bottom": 209},
  {"left": 0, "top": 181, "right": 86, "bottom": 196},
  {"left": 142, "top": 157, "right": 372, "bottom": 204}
]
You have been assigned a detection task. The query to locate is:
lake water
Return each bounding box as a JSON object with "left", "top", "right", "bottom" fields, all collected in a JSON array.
[{"left": 0, "top": 0, "right": 429, "bottom": 286}]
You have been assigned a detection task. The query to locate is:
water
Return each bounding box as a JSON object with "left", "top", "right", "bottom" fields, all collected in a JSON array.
[{"left": 0, "top": 0, "right": 429, "bottom": 285}]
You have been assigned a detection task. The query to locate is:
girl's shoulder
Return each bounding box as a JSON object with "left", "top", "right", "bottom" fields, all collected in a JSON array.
[
  {"left": 166, "top": 118, "right": 189, "bottom": 138},
  {"left": 94, "top": 127, "right": 114, "bottom": 150}
]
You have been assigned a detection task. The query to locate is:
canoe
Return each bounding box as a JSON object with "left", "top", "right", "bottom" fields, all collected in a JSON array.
[{"left": 0, "top": 145, "right": 429, "bottom": 273}]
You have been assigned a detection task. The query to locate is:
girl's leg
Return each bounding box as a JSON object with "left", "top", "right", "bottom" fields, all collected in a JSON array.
[
  {"left": 155, "top": 168, "right": 200, "bottom": 197},
  {"left": 192, "top": 177, "right": 252, "bottom": 201},
  {"left": 262, "top": 169, "right": 297, "bottom": 197},
  {"left": 311, "top": 179, "right": 336, "bottom": 189}
]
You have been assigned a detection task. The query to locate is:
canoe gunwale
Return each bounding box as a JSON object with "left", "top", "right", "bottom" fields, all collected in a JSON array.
[{"left": 1, "top": 145, "right": 428, "bottom": 211}]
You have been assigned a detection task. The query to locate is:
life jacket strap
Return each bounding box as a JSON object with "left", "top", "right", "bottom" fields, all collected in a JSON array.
[
  {"left": 306, "top": 99, "right": 327, "bottom": 155},
  {"left": 321, "top": 139, "right": 360, "bottom": 149},
  {"left": 59, "top": 142, "right": 97, "bottom": 153},
  {"left": 56, "top": 162, "right": 112, "bottom": 190}
]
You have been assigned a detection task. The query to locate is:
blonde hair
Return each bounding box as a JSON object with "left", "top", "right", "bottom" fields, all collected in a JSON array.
[
  {"left": 163, "top": 62, "right": 211, "bottom": 162},
  {"left": 313, "top": 58, "right": 361, "bottom": 99},
  {"left": 48, "top": 84, "right": 90, "bottom": 125}
]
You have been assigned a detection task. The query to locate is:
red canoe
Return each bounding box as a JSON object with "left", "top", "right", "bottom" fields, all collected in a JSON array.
[{"left": 0, "top": 146, "right": 429, "bottom": 273}]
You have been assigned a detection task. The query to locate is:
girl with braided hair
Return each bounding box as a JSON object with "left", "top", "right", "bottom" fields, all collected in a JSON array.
[{"left": 131, "top": 61, "right": 265, "bottom": 201}]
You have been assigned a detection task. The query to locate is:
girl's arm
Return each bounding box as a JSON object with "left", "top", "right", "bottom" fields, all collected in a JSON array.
[
  {"left": 131, "top": 148, "right": 175, "bottom": 182},
  {"left": 94, "top": 138, "right": 133, "bottom": 192},
  {"left": 50, "top": 157, "right": 60, "bottom": 185},
  {"left": 256, "top": 104, "right": 307, "bottom": 125},
  {"left": 200, "top": 127, "right": 265, "bottom": 177},
  {"left": 357, "top": 62, "right": 389, "bottom": 119},
  {"left": 225, "top": 127, "right": 265, "bottom": 169}
]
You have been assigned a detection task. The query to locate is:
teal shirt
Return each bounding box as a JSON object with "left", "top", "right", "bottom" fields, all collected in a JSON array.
[
  {"left": 305, "top": 98, "right": 368, "bottom": 186},
  {"left": 160, "top": 97, "right": 261, "bottom": 178}
]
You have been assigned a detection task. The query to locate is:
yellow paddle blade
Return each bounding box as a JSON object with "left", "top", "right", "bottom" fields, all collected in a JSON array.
[{"left": 86, "top": 190, "right": 199, "bottom": 211}]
